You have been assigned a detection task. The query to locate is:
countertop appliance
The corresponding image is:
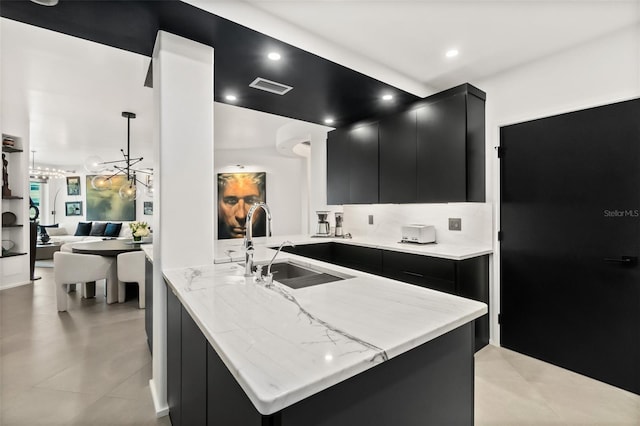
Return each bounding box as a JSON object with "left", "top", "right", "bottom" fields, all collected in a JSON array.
[
  {"left": 401, "top": 224, "right": 436, "bottom": 244},
  {"left": 315, "top": 211, "right": 331, "bottom": 236},
  {"left": 334, "top": 212, "right": 344, "bottom": 237}
]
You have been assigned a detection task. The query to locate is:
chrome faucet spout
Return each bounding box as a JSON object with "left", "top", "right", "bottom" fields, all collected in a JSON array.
[
  {"left": 243, "top": 202, "right": 272, "bottom": 277},
  {"left": 267, "top": 240, "right": 295, "bottom": 278}
]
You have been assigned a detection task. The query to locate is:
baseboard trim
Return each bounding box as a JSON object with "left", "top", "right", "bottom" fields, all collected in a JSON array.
[
  {"left": 149, "top": 379, "right": 169, "bottom": 418},
  {"left": 0, "top": 280, "right": 33, "bottom": 291}
]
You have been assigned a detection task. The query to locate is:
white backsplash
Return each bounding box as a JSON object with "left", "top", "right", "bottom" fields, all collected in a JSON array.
[{"left": 341, "top": 203, "right": 493, "bottom": 246}]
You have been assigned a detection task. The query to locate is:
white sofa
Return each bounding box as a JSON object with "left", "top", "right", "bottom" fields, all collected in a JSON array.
[{"left": 45, "top": 222, "right": 133, "bottom": 244}]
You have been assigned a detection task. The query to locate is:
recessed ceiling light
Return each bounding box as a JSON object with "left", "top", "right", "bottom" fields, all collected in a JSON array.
[
  {"left": 225, "top": 94, "right": 237, "bottom": 101},
  {"left": 382, "top": 94, "right": 393, "bottom": 101},
  {"left": 446, "top": 49, "right": 459, "bottom": 58},
  {"left": 30, "top": 0, "right": 58, "bottom": 5},
  {"left": 324, "top": 118, "right": 334, "bottom": 124},
  {"left": 267, "top": 52, "right": 281, "bottom": 61}
]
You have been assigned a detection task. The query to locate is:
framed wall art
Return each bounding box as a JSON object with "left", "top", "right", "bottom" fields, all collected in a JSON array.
[
  {"left": 143, "top": 201, "right": 153, "bottom": 215},
  {"left": 66, "top": 176, "right": 81, "bottom": 196},
  {"left": 217, "top": 172, "right": 266, "bottom": 239},
  {"left": 65, "top": 201, "right": 82, "bottom": 216},
  {"left": 85, "top": 175, "right": 135, "bottom": 221}
]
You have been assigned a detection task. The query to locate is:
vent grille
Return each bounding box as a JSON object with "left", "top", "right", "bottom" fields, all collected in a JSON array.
[{"left": 249, "top": 77, "right": 293, "bottom": 95}]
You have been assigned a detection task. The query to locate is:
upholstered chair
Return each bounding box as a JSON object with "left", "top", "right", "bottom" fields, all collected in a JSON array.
[
  {"left": 117, "top": 251, "right": 146, "bottom": 309},
  {"left": 53, "top": 252, "right": 113, "bottom": 312}
]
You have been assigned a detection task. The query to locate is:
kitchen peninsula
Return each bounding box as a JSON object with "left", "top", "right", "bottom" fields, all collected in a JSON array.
[{"left": 163, "top": 238, "right": 488, "bottom": 425}]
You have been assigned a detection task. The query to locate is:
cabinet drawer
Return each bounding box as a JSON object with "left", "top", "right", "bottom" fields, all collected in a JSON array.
[
  {"left": 383, "top": 250, "right": 455, "bottom": 281},
  {"left": 333, "top": 244, "right": 382, "bottom": 275}
]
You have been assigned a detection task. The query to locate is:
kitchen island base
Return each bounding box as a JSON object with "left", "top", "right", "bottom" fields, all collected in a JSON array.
[{"left": 207, "top": 321, "right": 474, "bottom": 425}]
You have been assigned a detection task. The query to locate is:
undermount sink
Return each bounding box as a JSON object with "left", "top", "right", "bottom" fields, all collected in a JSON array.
[{"left": 249, "top": 260, "right": 353, "bottom": 289}]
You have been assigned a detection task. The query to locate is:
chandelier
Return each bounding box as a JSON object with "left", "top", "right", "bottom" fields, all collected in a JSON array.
[
  {"left": 29, "top": 151, "right": 67, "bottom": 180},
  {"left": 84, "top": 111, "right": 152, "bottom": 201}
]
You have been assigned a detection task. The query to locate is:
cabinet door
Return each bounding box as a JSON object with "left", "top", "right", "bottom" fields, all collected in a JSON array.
[
  {"left": 166, "top": 283, "right": 182, "bottom": 426},
  {"left": 456, "top": 256, "right": 489, "bottom": 351},
  {"left": 349, "top": 122, "right": 379, "bottom": 204},
  {"left": 145, "top": 258, "right": 153, "bottom": 353},
  {"left": 181, "top": 306, "right": 208, "bottom": 426},
  {"left": 327, "top": 128, "right": 350, "bottom": 205},
  {"left": 416, "top": 94, "right": 467, "bottom": 202},
  {"left": 379, "top": 110, "right": 417, "bottom": 203},
  {"left": 333, "top": 244, "right": 382, "bottom": 275}
]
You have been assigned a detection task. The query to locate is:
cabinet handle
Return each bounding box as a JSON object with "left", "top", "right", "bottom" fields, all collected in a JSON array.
[
  {"left": 604, "top": 256, "right": 638, "bottom": 265},
  {"left": 403, "top": 271, "right": 424, "bottom": 278}
]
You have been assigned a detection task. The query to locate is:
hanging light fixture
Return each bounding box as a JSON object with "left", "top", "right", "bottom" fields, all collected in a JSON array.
[
  {"left": 29, "top": 150, "right": 67, "bottom": 181},
  {"left": 84, "top": 111, "right": 152, "bottom": 200}
]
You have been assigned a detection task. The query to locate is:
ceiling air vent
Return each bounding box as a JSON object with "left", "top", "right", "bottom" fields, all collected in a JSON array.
[{"left": 249, "top": 77, "right": 293, "bottom": 95}]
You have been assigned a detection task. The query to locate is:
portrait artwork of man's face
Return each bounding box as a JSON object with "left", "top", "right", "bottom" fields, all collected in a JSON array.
[{"left": 217, "top": 172, "right": 266, "bottom": 239}]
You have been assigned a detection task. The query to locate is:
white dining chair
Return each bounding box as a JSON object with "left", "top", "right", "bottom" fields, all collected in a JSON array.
[
  {"left": 117, "top": 251, "right": 146, "bottom": 309},
  {"left": 53, "top": 251, "right": 114, "bottom": 312}
]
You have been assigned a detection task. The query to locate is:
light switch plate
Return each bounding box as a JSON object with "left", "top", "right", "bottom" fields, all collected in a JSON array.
[
  {"left": 449, "top": 218, "right": 462, "bottom": 231},
  {"left": 368, "top": 215, "right": 374, "bottom": 225}
]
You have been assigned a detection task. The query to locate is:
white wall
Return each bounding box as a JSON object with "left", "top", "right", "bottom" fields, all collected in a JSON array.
[
  {"left": 215, "top": 147, "right": 306, "bottom": 237},
  {"left": 477, "top": 24, "right": 640, "bottom": 346}
]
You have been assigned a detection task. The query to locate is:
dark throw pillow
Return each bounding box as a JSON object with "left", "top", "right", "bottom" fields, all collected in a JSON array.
[
  {"left": 74, "top": 222, "right": 93, "bottom": 236},
  {"left": 90, "top": 222, "right": 108, "bottom": 236},
  {"left": 104, "top": 222, "right": 122, "bottom": 238}
]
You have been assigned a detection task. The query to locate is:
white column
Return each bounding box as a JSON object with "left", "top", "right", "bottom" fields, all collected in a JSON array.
[{"left": 149, "top": 31, "right": 214, "bottom": 417}]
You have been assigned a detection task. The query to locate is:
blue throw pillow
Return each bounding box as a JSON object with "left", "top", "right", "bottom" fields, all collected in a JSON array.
[
  {"left": 74, "top": 222, "right": 92, "bottom": 236},
  {"left": 89, "top": 222, "right": 108, "bottom": 236},
  {"left": 104, "top": 222, "right": 122, "bottom": 238}
]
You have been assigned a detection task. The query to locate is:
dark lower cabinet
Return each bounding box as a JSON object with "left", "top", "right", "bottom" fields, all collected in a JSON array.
[
  {"left": 181, "top": 305, "right": 208, "bottom": 426},
  {"left": 167, "top": 280, "right": 475, "bottom": 426},
  {"left": 280, "top": 243, "right": 333, "bottom": 263},
  {"left": 145, "top": 257, "right": 153, "bottom": 353},
  {"left": 382, "top": 251, "right": 489, "bottom": 352},
  {"left": 166, "top": 284, "right": 182, "bottom": 426}
]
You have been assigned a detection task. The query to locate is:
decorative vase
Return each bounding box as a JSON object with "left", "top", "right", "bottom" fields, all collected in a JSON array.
[{"left": 133, "top": 235, "right": 142, "bottom": 242}]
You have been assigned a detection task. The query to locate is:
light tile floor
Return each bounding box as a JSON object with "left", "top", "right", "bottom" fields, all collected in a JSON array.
[{"left": 1, "top": 267, "right": 639, "bottom": 425}]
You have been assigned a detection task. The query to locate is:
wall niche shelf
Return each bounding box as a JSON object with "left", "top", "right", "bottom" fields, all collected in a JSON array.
[
  {"left": 2, "top": 146, "right": 23, "bottom": 154},
  {"left": 1, "top": 252, "right": 27, "bottom": 258}
]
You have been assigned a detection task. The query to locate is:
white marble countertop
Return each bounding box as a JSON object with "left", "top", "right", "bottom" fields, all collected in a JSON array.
[
  {"left": 163, "top": 249, "right": 487, "bottom": 415},
  {"left": 141, "top": 244, "right": 153, "bottom": 262},
  {"left": 213, "top": 234, "right": 492, "bottom": 264}
]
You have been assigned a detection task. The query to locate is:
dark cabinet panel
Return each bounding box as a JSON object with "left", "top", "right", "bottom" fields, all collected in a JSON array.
[
  {"left": 465, "top": 93, "right": 486, "bottom": 202},
  {"left": 379, "top": 109, "right": 417, "bottom": 203},
  {"left": 145, "top": 257, "right": 153, "bottom": 353},
  {"left": 166, "top": 283, "right": 182, "bottom": 426},
  {"left": 416, "top": 94, "right": 467, "bottom": 202},
  {"left": 349, "top": 122, "right": 379, "bottom": 204},
  {"left": 333, "top": 244, "right": 382, "bottom": 276},
  {"left": 280, "top": 242, "right": 333, "bottom": 263},
  {"left": 457, "top": 256, "right": 490, "bottom": 351},
  {"left": 207, "top": 345, "right": 264, "bottom": 426},
  {"left": 181, "top": 306, "right": 208, "bottom": 426},
  {"left": 327, "top": 128, "right": 350, "bottom": 205}
]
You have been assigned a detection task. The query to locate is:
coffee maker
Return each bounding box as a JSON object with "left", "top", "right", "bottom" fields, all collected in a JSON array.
[
  {"left": 334, "top": 212, "right": 344, "bottom": 237},
  {"left": 315, "top": 211, "right": 331, "bottom": 236}
]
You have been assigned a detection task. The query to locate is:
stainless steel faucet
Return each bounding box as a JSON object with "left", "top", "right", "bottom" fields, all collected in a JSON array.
[{"left": 243, "top": 202, "right": 272, "bottom": 277}]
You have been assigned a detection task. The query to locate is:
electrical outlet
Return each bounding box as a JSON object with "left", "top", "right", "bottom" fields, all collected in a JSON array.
[
  {"left": 368, "top": 215, "right": 374, "bottom": 225},
  {"left": 448, "top": 218, "right": 462, "bottom": 231}
]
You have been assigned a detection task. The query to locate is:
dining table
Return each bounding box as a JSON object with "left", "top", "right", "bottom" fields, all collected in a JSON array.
[{"left": 72, "top": 239, "right": 146, "bottom": 303}]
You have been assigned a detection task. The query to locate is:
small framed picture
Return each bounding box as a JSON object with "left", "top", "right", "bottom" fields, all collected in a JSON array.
[
  {"left": 143, "top": 201, "right": 153, "bottom": 215},
  {"left": 66, "top": 176, "right": 81, "bottom": 196},
  {"left": 65, "top": 201, "right": 82, "bottom": 216}
]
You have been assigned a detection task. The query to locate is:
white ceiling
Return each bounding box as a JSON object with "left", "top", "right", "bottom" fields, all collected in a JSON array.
[{"left": 2, "top": 1, "right": 639, "bottom": 169}]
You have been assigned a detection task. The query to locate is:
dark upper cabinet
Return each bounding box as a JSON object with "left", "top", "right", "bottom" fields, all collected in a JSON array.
[
  {"left": 416, "top": 89, "right": 485, "bottom": 203},
  {"left": 326, "top": 83, "right": 485, "bottom": 205},
  {"left": 348, "top": 122, "right": 379, "bottom": 204},
  {"left": 327, "top": 128, "right": 350, "bottom": 205},
  {"left": 379, "top": 109, "right": 417, "bottom": 203}
]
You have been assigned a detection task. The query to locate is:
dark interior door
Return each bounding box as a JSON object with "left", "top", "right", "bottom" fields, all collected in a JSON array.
[{"left": 500, "top": 98, "right": 640, "bottom": 394}]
